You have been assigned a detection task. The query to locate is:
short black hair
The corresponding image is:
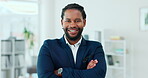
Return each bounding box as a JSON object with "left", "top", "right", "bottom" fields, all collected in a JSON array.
[{"left": 61, "top": 3, "right": 86, "bottom": 19}]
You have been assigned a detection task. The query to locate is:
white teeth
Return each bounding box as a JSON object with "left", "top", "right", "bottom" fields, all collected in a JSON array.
[{"left": 69, "top": 30, "right": 76, "bottom": 32}]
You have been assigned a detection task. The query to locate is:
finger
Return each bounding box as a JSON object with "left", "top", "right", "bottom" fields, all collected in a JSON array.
[
  {"left": 88, "top": 60, "right": 94, "bottom": 65},
  {"left": 88, "top": 60, "right": 97, "bottom": 67},
  {"left": 89, "top": 63, "right": 94, "bottom": 66},
  {"left": 93, "top": 63, "right": 96, "bottom": 66},
  {"left": 94, "top": 59, "right": 98, "bottom": 62},
  {"left": 93, "top": 59, "right": 98, "bottom": 63},
  {"left": 92, "top": 64, "right": 96, "bottom": 67},
  {"left": 90, "top": 64, "right": 96, "bottom": 68},
  {"left": 90, "top": 63, "right": 96, "bottom": 67},
  {"left": 90, "top": 65, "right": 95, "bottom": 68},
  {"left": 92, "top": 60, "right": 97, "bottom": 64},
  {"left": 91, "top": 60, "right": 97, "bottom": 64},
  {"left": 87, "top": 63, "right": 96, "bottom": 69}
]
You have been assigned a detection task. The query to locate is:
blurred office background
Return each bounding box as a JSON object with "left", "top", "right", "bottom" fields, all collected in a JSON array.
[{"left": 0, "top": 0, "right": 148, "bottom": 78}]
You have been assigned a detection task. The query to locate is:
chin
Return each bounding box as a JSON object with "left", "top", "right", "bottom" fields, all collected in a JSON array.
[
  {"left": 67, "top": 35, "right": 81, "bottom": 41},
  {"left": 64, "top": 29, "right": 83, "bottom": 41}
]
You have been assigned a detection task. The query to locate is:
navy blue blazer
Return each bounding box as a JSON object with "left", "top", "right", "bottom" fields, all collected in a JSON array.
[{"left": 37, "top": 36, "right": 106, "bottom": 78}]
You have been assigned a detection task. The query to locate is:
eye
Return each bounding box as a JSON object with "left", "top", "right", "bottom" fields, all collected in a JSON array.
[
  {"left": 65, "top": 20, "right": 71, "bottom": 22},
  {"left": 75, "top": 19, "right": 81, "bottom": 22}
]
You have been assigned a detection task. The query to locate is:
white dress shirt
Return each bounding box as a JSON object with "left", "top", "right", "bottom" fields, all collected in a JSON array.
[{"left": 64, "top": 36, "right": 82, "bottom": 63}]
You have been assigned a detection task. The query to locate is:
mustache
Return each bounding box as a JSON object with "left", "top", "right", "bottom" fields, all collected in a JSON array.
[{"left": 62, "top": 27, "right": 80, "bottom": 30}]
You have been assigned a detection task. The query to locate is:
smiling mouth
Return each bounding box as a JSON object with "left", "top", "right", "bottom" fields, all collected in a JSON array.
[
  {"left": 64, "top": 27, "right": 83, "bottom": 41},
  {"left": 67, "top": 28, "right": 79, "bottom": 32},
  {"left": 68, "top": 29, "right": 78, "bottom": 32}
]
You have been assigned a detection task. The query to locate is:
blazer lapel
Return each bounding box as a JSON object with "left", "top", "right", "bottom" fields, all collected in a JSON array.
[
  {"left": 59, "top": 37, "right": 75, "bottom": 68},
  {"left": 75, "top": 38, "right": 87, "bottom": 69}
]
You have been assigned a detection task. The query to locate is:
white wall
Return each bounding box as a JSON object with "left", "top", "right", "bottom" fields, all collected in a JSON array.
[
  {"left": 38, "top": 0, "right": 55, "bottom": 45},
  {"left": 53, "top": 0, "right": 148, "bottom": 78}
]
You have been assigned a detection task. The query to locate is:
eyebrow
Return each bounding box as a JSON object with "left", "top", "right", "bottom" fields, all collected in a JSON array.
[
  {"left": 65, "top": 18, "right": 81, "bottom": 20},
  {"left": 65, "top": 18, "right": 70, "bottom": 20},
  {"left": 75, "top": 18, "right": 81, "bottom": 20}
]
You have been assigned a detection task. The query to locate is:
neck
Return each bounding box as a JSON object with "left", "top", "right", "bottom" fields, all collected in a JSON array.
[{"left": 66, "top": 36, "right": 81, "bottom": 45}]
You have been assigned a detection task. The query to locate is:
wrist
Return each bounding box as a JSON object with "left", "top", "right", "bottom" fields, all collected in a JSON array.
[{"left": 58, "top": 68, "right": 63, "bottom": 75}]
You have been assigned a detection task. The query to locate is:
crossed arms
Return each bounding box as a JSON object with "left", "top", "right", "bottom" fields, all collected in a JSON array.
[
  {"left": 54, "top": 59, "right": 98, "bottom": 76},
  {"left": 37, "top": 41, "right": 106, "bottom": 78}
]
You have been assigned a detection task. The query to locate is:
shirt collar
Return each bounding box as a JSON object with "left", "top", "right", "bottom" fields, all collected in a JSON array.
[{"left": 64, "top": 35, "right": 82, "bottom": 47}]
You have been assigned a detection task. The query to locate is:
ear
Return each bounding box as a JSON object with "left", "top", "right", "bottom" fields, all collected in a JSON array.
[
  {"left": 83, "top": 19, "right": 86, "bottom": 27},
  {"left": 61, "top": 19, "right": 63, "bottom": 27}
]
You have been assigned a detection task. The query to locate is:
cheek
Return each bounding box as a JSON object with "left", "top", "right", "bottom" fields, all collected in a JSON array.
[
  {"left": 77, "top": 23, "right": 85, "bottom": 27},
  {"left": 63, "top": 22, "right": 69, "bottom": 25}
]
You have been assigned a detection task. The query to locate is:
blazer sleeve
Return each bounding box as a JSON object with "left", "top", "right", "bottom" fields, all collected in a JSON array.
[
  {"left": 37, "top": 40, "right": 61, "bottom": 78},
  {"left": 62, "top": 44, "right": 107, "bottom": 78}
]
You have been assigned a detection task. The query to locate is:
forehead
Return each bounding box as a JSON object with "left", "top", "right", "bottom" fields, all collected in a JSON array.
[{"left": 64, "top": 9, "right": 82, "bottom": 19}]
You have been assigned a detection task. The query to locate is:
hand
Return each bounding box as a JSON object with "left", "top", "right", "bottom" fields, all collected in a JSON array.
[
  {"left": 54, "top": 69, "right": 62, "bottom": 77},
  {"left": 87, "top": 59, "right": 98, "bottom": 69}
]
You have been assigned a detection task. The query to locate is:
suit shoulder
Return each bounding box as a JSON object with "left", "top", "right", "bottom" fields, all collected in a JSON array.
[
  {"left": 43, "top": 39, "right": 60, "bottom": 46},
  {"left": 44, "top": 39, "right": 59, "bottom": 42},
  {"left": 86, "top": 40, "right": 102, "bottom": 46}
]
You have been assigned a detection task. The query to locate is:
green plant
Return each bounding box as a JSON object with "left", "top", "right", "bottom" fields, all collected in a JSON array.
[{"left": 23, "top": 27, "right": 34, "bottom": 49}]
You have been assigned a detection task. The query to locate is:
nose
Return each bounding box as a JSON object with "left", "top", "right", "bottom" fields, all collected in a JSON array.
[{"left": 69, "top": 21, "right": 77, "bottom": 27}]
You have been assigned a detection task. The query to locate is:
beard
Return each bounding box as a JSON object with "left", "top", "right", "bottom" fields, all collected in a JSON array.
[{"left": 63, "top": 27, "right": 83, "bottom": 41}]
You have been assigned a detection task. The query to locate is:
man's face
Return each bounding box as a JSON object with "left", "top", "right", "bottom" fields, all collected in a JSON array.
[{"left": 61, "top": 9, "right": 86, "bottom": 41}]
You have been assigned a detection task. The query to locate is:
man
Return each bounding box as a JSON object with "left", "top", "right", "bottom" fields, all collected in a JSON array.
[{"left": 37, "top": 3, "right": 106, "bottom": 78}]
